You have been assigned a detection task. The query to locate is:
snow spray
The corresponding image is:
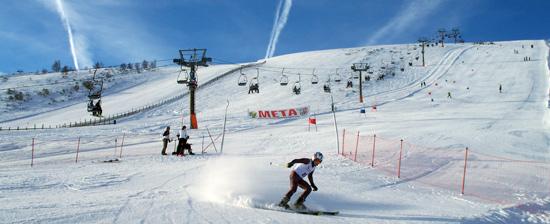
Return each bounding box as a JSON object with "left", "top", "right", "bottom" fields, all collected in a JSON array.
[
  {"left": 192, "top": 156, "right": 282, "bottom": 208},
  {"left": 193, "top": 157, "right": 255, "bottom": 205},
  {"left": 265, "top": 0, "right": 292, "bottom": 59},
  {"left": 54, "top": 0, "right": 80, "bottom": 71}
]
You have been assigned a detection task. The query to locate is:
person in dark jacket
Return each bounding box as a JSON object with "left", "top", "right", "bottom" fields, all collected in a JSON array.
[
  {"left": 95, "top": 100, "right": 102, "bottom": 116},
  {"left": 278, "top": 152, "right": 323, "bottom": 210},
  {"left": 161, "top": 126, "right": 171, "bottom": 155}
]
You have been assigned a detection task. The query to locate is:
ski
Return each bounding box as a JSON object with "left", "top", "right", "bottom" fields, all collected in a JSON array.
[
  {"left": 253, "top": 204, "right": 339, "bottom": 216},
  {"left": 289, "top": 208, "right": 339, "bottom": 216},
  {"left": 92, "top": 158, "right": 120, "bottom": 163}
]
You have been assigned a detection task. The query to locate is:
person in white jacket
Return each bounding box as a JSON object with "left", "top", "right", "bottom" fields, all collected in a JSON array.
[
  {"left": 278, "top": 152, "right": 323, "bottom": 210},
  {"left": 175, "top": 125, "right": 194, "bottom": 155}
]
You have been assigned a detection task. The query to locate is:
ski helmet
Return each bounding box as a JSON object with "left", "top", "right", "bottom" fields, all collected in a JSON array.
[{"left": 313, "top": 152, "right": 324, "bottom": 162}]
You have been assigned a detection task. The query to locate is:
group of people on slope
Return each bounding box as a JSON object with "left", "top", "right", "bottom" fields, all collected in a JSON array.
[{"left": 161, "top": 125, "right": 195, "bottom": 156}]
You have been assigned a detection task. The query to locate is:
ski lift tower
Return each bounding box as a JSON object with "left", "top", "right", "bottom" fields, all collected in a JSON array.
[
  {"left": 418, "top": 37, "right": 430, "bottom": 67},
  {"left": 449, "top": 28, "right": 461, "bottom": 43},
  {"left": 351, "top": 63, "right": 370, "bottom": 103},
  {"left": 173, "top": 48, "right": 212, "bottom": 129},
  {"left": 438, "top": 28, "right": 447, "bottom": 47}
]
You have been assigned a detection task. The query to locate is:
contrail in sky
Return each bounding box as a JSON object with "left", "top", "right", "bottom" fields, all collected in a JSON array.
[
  {"left": 265, "top": 0, "right": 292, "bottom": 59},
  {"left": 55, "top": 0, "right": 79, "bottom": 71},
  {"left": 366, "top": 0, "right": 443, "bottom": 45}
]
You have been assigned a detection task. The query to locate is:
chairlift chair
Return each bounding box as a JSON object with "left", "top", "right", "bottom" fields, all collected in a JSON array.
[
  {"left": 334, "top": 74, "right": 342, "bottom": 83},
  {"left": 292, "top": 81, "right": 301, "bottom": 95},
  {"left": 238, "top": 74, "right": 247, "bottom": 86},
  {"left": 280, "top": 74, "right": 289, "bottom": 86},
  {"left": 238, "top": 68, "right": 247, "bottom": 86},
  {"left": 87, "top": 80, "right": 103, "bottom": 100},
  {"left": 177, "top": 69, "right": 190, "bottom": 84},
  {"left": 311, "top": 69, "right": 318, "bottom": 84},
  {"left": 87, "top": 99, "right": 95, "bottom": 112},
  {"left": 248, "top": 77, "right": 259, "bottom": 94},
  {"left": 323, "top": 81, "right": 331, "bottom": 93},
  {"left": 311, "top": 74, "right": 319, "bottom": 84},
  {"left": 346, "top": 78, "right": 353, "bottom": 88}
]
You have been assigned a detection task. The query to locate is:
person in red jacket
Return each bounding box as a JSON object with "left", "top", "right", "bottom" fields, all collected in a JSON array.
[{"left": 278, "top": 152, "right": 323, "bottom": 210}]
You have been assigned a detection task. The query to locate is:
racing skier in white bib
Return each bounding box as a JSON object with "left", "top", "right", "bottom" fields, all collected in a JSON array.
[{"left": 278, "top": 152, "right": 323, "bottom": 210}]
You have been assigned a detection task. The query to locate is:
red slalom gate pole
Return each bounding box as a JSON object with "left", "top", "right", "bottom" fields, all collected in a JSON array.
[
  {"left": 31, "top": 138, "right": 35, "bottom": 167},
  {"left": 75, "top": 137, "right": 81, "bottom": 163},
  {"left": 341, "top": 129, "right": 346, "bottom": 156},
  {"left": 397, "top": 139, "right": 403, "bottom": 178},
  {"left": 461, "top": 147, "right": 469, "bottom": 195},
  {"left": 354, "top": 131, "right": 360, "bottom": 162},
  {"left": 119, "top": 134, "right": 125, "bottom": 158},
  {"left": 371, "top": 134, "right": 376, "bottom": 167}
]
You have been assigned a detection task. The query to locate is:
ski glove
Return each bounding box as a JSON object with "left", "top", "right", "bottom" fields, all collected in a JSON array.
[
  {"left": 312, "top": 185, "right": 318, "bottom": 191},
  {"left": 286, "top": 162, "right": 293, "bottom": 168}
]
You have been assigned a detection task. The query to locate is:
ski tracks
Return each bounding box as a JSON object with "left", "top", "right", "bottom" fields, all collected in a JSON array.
[{"left": 112, "top": 163, "right": 205, "bottom": 223}]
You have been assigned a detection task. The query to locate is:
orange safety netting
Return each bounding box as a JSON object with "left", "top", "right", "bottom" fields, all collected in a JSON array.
[{"left": 340, "top": 129, "right": 550, "bottom": 205}]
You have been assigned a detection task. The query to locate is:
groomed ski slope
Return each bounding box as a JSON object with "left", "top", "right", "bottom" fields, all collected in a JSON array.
[{"left": 0, "top": 40, "right": 549, "bottom": 223}]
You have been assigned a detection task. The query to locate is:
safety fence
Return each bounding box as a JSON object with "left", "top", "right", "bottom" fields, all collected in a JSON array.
[
  {"left": 339, "top": 129, "right": 550, "bottom": 205},
  {"left": 0, "top": 62, "right": 263, "bottom": 132},
  {"left": 2, "top": 129, "right": 223, "bottom": 168}
]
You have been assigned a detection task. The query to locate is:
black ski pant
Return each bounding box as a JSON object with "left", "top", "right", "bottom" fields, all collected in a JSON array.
[
  {"left": 285, "top": 171, "right": 312, "bottom": 202},
  {"left": 177, "top": 138, "right": 187, "bottom": 154},
  {"left": 161, "top": 139, "right": 169, "bottom": 154}
]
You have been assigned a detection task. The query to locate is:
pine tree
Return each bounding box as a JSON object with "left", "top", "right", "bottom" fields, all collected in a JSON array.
[
  {"left": 61, "top": 66, "right": 69, "bottom": 75},
  {"left": 135, "top": 63, "right": 141, "bottom": 73},
  {"left": 142, "top": 60, "right": 149, "bottom": 70},
  {"left": 52, "top": 60, "right": 61, "bottom": 72}
]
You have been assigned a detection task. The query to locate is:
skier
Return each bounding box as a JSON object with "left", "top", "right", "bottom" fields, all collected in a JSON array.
[
  {"left": 161, "top": 126, "right": 171, "bottom": 155},
  {"left": 447, "top": 92, "right": 452, "bottom": 99},
  {"left": 278, "top": 152, "right": 323, "bottom": 210},
  {"left": 499, "top": 84, "right": 502, "bottom": 93}
]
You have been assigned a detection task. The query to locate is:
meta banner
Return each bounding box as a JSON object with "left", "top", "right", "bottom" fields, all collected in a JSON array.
[{"left": 249, "top": 106, "right": 310, "bottom": 119}]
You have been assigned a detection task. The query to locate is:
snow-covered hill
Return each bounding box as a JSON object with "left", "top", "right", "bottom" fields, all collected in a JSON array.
[{"left": 0, "top": 40, "right": 549, "bottom": 223}]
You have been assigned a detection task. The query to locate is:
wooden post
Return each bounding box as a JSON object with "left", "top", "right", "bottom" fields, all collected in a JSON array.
[
  {"left": 371, "top": 134, "right": 376, "bottom": 167},
  {"left": 114, "top": 138, "right": 118, "bottom": 157},
  {"left": 201, "top": 135, "right": 205, "bottom": 154},
  {"left": 461, "top": 147, "right": 469, "bottom": 195},
  {"left": 397, "top": 139, "right": 403, "bottom": 178},
  {"left": 75, "top": 137, "right": 81, "bottom": 163},
  {"left": 341, "top": 129, "right": 346, "bottom": 156},
  {"left": 354, "top": 131, "right": 360, "bottom": 162},
  {"left": 31, "top": 138, "right": 35, "bottom": 167},
  {"left": 119, "top": 134, "right": 125, "bottom": 158}
]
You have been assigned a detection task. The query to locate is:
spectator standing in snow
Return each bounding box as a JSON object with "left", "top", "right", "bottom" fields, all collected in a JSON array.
[
  {"left": 161, "top": 126, "right": 171, "bottom": 155},
  {"left": 176, "top": 125, "right": 194, "bottom": 155}
]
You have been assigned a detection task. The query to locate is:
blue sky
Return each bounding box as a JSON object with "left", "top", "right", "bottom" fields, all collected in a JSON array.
[{"left": 0, "top": 0, "right": 549, "bottom": 74}]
